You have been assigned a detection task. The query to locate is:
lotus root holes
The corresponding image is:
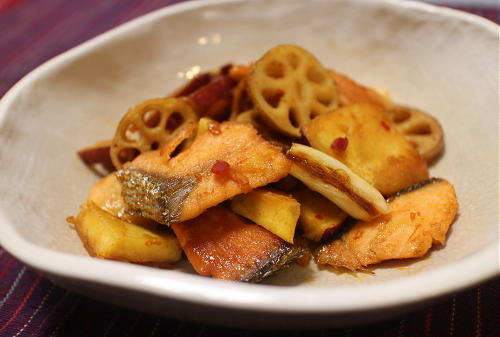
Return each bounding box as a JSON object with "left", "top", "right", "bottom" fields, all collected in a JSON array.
[
  {"left": 287, "top": 53, "right": 299, "bottom": 69},
  {"left": 170, "top": 139, "right": 188, "bottom": 159},
  {"left": 406, "top": 123, "right": 432, "bottom": 135},
  {"left": 124, "top": 124, "right": 141, "bottom": 142},
  {"left": 265, "top": 61, "right": 285, "bottom": 78},
  {"left": 392, "top": 109, "right": 411, "bottom": 123},
  {"left": 288, "top": 108, "right": 299, "bottom": 128},
  {"left": 166, "top": 113, "right": 184, "bottom": 131},
  {"left": 143, "top": 109, "right": 162, "bottom": 128},
  {"left": 317, "top": 91, "right": 333, "bottom": 106},
  {"left": 118, "top": 147, "right": 140, "bottom": 164},
  {"left": 307, "top": 66, "right": 325, "bottom": 84},
  {"left": 151, "top": 141, "right": 159, "bottom": 150},
  {"left": 262, "top": 88, "right": 283, "bottom": 108}
]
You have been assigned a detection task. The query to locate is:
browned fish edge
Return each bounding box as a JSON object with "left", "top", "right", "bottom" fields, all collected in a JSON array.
[
  {"left": 116, "top": 168, "right": 197, "bottom": 225},
  {"left": 387, "top": 177, "right": 444, "bottom": 202},
  {"left": 287, "top": 153, "right": 378, "bottom": 217},
  {"left": 243, "top": 244, "right": 305, "bottom": 283},
  {"left": 314, "top": 178, "right": 446, "bottom": 259}
]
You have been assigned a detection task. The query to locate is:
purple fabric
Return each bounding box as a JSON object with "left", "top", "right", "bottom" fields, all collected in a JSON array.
[{"left": 0, "top": 1, "right": 498, "bottom": 336}]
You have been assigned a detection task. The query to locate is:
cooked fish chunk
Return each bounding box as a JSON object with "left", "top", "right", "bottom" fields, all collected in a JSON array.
[
  {"left": 116, "top": 121, "right": 291, "bottom": 225},
  {"left": 172, "top": 206, "right": 303, "bottom": 282},
  {"left": 87, "top": 173, "right": 156, "bottom": 228},
  {"left": 328, "top": 70, "right": 392, "bottom": 109},
  {"left": 88, "top": 173, "right": 125, "bottom": 217},
  {"left": 315, "top": 178, "right": 458, "bottom": 271}
]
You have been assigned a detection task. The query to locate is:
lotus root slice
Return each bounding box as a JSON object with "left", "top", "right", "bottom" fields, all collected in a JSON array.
[
  {"left": 248, "top": 45, "right": 339, "bottom": 137},
  {"left": 387, "top": 106, "right": 444, "bottom": 162},
  {"left": 110, "top": 98, "right": 197, "bottom": 168}
]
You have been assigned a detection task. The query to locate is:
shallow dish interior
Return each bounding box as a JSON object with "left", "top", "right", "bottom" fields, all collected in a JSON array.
[{"left": 0, "top": 0, "right": 497, "bottom": 309}]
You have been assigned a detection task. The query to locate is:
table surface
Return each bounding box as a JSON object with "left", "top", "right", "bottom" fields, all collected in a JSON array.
[{"left": 0, "top": 1, "right": 498, "bottom": 336}]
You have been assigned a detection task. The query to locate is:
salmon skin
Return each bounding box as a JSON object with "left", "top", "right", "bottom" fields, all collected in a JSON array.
[
  {"left": 116, "top": 121, "right": 291, "bottom": 225},
  {"left": 117, "top": 170, "right": 196, "bottom": 225},
  {"left": 172, "top": 206, "right": 303, "bottom": 282},
  {"left": 315, "top": 178, "right": 458, "bottom": 271}
]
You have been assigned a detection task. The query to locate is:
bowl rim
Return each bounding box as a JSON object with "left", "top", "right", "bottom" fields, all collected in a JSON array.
[{"left": 0, "top": 0, "right": 498, "bottom": 315}]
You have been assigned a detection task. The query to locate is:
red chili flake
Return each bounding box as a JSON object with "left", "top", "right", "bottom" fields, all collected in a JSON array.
[
  {"left": 315, "top": 214, "right": 324, "bottom": 220},
  {"left": 207, "top": 121, "right": 221, "bottom": 135},
  {"left": 211, "top": 160, "right": 230, "bottom": 175},
  {"left": 380, "top": 120, "right": 391, "bottom": 131},
  {"left": 276, "top": 89, "right": 285, "bottom": 98},
  {"left": 331, "top": 137, "right": 348, "bottom": 151}
]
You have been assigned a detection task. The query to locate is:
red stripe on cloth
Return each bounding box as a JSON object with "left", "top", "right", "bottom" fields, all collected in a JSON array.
[
  {"left": 67, "top": 0, "right": 139, "bottom": 50},
  {"left": 11, "top": 284, "right": 54, "bottom": 337},
  {"left": 0, "top": 0, "right": 67, "bottom": 58},
  {"left": 0, "top": 0, "right": 25, "bottom": 12},
  {"left": 0, "top": 275, "right": 41, "bottom": 333},
  {"left": 0, "top": 258, "right": 14, "bottom": 281},
  {"left": 0, "top": 0, "right": 85, "bottom": 67}
]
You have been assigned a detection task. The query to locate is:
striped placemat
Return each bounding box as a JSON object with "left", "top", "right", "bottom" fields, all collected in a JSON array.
[{"left": 0, "top": 1, "right": 498, "bottom": 336}]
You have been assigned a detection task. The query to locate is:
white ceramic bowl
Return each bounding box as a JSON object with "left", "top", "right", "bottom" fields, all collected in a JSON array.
[{"left": 0, "top": 0, "right": 498, "bottom": 328}]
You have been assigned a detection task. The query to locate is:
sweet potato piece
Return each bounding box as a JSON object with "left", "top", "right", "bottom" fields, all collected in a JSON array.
[
  {"left": 73, "top": 202, "right": 181, "bottom": 264},
  {"left": 315, "top": 178, "right": 458, "bottom": 271},
  {"left": 190, "top": 75, "right": 236, "bottom": 120},
  {"left": 117, "top": 121, "right": 291, "bottom": 225},
  {"left": 170, "top": 73, "right": 213, "bottom": 98},
  {"left": 328, "top": 71, "right": 444, "bottom": 163},
  {"left": 230, "top": 189, "right": 300, "bottom": 243},
  {"left": 303, "top": 103, "right": 428, "bottom": 195},
  {"left": 293, "top": 189, "right": 348, "bottom": 242},
  {"left": 172, "top": 206, "right": 303, "bottom": 282},
  {"left": 78, "top": 140, "right": 115, "bottom": 175}
]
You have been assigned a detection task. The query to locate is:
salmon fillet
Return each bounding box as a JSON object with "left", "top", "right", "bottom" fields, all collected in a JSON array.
[
  {"left": 328, "top": 70, "right": 392, "bottom": 109},
  {"left": 315, "top": 178, "right": 458, "bottom": 271},
  {"left": 87, "top": 173, "right": 157, "bottom": 228},
  {"left": 116, "top": 121, "right": 291, "bottom": 225},
  {"left": 172, "top": 206, "right": 303, "bottom": 282}
]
